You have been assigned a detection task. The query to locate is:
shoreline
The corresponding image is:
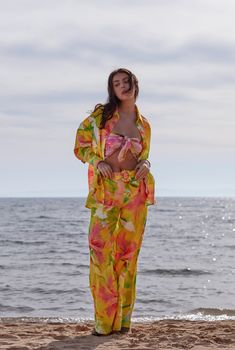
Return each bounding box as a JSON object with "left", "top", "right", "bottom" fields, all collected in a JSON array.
[
  {"left": 0, "top": 319, "right": 234, "bottom": 349},
  {"left": 1, "top": 309, "right": 235, "bottom": 324}
]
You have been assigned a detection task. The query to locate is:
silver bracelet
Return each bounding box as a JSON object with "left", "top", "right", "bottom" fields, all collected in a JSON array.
[{"left": 144, "top": 160, "right": 151, "bottom": 168}]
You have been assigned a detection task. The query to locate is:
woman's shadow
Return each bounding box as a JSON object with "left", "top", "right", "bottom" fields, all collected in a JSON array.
[{"left": 34, "top": 330, "right": 123, "bottom": 350}]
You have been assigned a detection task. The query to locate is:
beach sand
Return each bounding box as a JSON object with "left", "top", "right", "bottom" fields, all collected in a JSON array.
[{"left": 0, "top": 319, "right": 234, "bottom": 350}]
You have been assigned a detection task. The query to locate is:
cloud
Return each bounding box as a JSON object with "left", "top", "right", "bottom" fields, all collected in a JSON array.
[
  {"left": 1, "top": 34, "right": 235, "bottom": 66},
  {"left": 0, "top": 0, "right": 235, "bottom": 196}
]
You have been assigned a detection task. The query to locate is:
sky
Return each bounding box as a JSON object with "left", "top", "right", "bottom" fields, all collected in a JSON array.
[{"left": 0, "top": 0, "right": 235, "bottom": 197}]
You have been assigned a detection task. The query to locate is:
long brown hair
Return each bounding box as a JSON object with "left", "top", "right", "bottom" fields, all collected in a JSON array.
[{"left": 93, "top": 68, "right": 139, "bottom": 129}]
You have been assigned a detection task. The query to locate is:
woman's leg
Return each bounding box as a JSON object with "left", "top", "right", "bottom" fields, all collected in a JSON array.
[
  {"left": 88, "top": 204, "right": 120, "bottom": 335},
  {"left": 112, "top": 193, "right": 148, "bottom": 331}
]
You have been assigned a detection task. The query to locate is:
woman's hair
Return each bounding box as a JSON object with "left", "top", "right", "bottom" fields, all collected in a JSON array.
[{"left": 93, "top": 68, "right": 139, "bottom": 129}]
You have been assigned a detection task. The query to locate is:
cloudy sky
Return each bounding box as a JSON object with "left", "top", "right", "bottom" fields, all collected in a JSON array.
[{"left": 1, "top": 0, "right": 235, "bottom": 197}]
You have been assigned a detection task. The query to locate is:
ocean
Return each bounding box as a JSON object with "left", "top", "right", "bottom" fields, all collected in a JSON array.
[{"left": 0, "top": 197, "right": 234, "bottom": 323}]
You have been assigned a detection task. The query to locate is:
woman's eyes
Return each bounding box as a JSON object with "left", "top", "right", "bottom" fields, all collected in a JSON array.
[{"left": 114, "top": 81, "right": 129, "bottom": 87}]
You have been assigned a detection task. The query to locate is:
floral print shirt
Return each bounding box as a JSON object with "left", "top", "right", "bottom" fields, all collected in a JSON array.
[{"left": 74, "top": 104, "right": 155, "bottom": 207}]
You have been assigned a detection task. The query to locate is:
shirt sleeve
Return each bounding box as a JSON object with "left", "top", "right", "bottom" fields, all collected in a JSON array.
[
  {"left": 138, "top": 119, "right": 151, "bottom": 161},
  {"left": 74, "top": 116, "right": 103, "bottom": 167}
]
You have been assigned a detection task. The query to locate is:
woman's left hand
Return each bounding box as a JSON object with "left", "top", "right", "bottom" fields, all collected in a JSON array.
[{"left": 135, "top": 160, "right": 150, "bottom": 180}]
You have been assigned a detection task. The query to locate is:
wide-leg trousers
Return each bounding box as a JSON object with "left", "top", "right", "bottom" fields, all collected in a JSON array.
[{"left": 88, "top": 170, "right": 148, "bottom": 334}]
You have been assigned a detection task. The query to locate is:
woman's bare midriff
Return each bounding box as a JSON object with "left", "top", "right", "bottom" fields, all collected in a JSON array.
[{"left": 105, "top": 149, "right": 138, "bottom": 172}]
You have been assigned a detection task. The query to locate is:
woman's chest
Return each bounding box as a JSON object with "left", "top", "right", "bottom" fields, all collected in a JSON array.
[{"left": 108, "top": 119, "right": 142, "bottom": 139}]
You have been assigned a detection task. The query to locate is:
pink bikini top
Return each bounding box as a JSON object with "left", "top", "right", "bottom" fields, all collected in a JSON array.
[{"left": 105, "top": 132, "right": 143, "bottom": 162}]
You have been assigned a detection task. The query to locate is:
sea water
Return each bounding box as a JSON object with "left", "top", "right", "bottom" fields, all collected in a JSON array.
[{"left": 0, "top": 197, "right": 234, "bottom": 323}]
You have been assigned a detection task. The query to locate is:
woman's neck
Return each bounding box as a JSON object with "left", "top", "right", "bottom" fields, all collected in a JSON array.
[{"left": 118, "top": 101, "right": 136, "bottom": 118}]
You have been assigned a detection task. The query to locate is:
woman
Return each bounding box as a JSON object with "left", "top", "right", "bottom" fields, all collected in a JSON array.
[{"left": 74, "top": 68, "right": 155, "bottom": 336}]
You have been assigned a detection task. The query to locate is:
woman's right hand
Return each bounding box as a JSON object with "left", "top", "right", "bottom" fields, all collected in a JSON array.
[{"left": 97, "top": 161, "right": 113, "bottom": 179}]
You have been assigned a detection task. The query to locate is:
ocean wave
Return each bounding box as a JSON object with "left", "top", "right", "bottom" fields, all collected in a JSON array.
[
  {"left": 139, "top": 268, "right": 212, "bottom": 276},
  {"left": 29, "top": 287, "right": 86, "bottom": 295},
  {"left": 0, "top": 304, "right": 34, "bottom": 313},
  {"left": 0, "top": 239, "right": 47, "bottom": 245},
  {"left": 1, "top": 310, "right": 235, "bottom": 324},
  {"left": 189, "top": 308, "right": 235, "bottom": 317}
]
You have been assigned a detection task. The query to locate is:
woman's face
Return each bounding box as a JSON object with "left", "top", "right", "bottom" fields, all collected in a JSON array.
[{"left": 112, "top": 72, "right": 135, "bottom": 101}]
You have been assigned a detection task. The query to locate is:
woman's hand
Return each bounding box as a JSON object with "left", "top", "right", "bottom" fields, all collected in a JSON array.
[
  {"left": 97, "top": 161, "right": 113, "bottom": 179},
  {"left": 135, "top": 160, "right": 150, "bottom": 180}
]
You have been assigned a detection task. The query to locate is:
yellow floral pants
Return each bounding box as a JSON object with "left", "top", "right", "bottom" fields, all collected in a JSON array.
[{"left": 88, "top": 170, "right": 148, "bottom": 334}]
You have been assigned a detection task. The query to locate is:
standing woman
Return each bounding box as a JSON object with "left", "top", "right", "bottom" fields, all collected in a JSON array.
[{"left": 74, "top": 68, "right": 155, "bottom": 336}]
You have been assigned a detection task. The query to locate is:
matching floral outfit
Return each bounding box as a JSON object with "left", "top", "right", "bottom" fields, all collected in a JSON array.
[{"left": 74, "top": 105, "right": 155, "bottom": 334}]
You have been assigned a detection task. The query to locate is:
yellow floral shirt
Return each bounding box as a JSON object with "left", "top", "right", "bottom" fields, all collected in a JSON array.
[{"left": 74, "top": 105, "right": 155, "bottom": 207}]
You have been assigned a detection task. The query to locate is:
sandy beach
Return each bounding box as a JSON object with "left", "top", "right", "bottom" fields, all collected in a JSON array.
[{"left": 0, "top": 319, "right": 234, "bottom": 350}]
